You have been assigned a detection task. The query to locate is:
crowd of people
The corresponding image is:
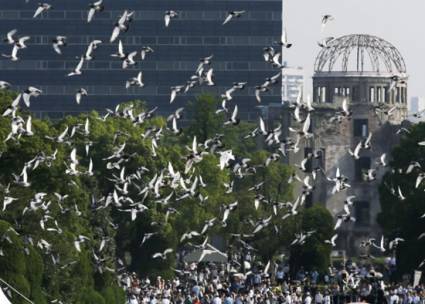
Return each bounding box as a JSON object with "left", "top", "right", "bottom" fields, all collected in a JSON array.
[{"left": 120, "top": 258, "right": 425, "bottom": 304}]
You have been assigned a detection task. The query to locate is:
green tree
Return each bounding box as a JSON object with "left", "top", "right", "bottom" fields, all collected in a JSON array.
[
  {"left": 378, "top": 122, "right": 425, "bottom": 276},
  {"left": 289, "top": 205, "right": 334, "bottom": 273}
]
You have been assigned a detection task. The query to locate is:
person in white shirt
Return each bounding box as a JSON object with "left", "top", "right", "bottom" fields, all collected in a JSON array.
[
  {"left": 314, "top": 291, "right": 323, "bottom": 304},
  {"left": 213, "top": 293, "right": 222, "bottom": 304},
  {"left": 389, "top": 291, "right": 399, "bottom": 304},
  {"left": 284, "top": 291, "right": 292, "bottom": 304},
  {"left": 129, "top": 294, "right": 139, "bottom": 304},
  {"left": 304, "top": 291, "right": 312, "bottom": 304},
  {"left": 323, "top": 292, "right": 331, "bottom": 304}
]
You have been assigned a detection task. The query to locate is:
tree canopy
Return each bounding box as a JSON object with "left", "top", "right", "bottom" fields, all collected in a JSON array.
[{"left": 0, "top": 92, "right": 334, "bottom": 302}]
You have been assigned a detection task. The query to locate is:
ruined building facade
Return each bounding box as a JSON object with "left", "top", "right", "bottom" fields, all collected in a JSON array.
[{"left": 283, "top": 34, "right": 408, "bottom": 254}]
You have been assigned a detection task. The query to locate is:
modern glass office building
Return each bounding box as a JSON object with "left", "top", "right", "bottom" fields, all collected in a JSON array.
[{"left": 0, "top": 0, "right": 282, "bottom": 119}]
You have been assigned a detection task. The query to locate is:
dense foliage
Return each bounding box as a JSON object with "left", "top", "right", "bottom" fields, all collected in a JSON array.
[
  {"left": 0, "top": 92, "right": 333, "bottom": 302},
  {"left": 378, "top": 122, "right": 425, "bottom": 277}
]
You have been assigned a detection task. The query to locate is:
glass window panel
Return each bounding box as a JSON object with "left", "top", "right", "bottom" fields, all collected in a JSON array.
[
  {"left": 66, "top": 11, "right": 82, "bottom": 19},
  {"left": 233, "top": 62, "right": 249, "bottom": 70},
  {"left": 204, "top": 37, "right": 219, "bottom": 44},
  {"left": 20, "top": 11, "right": 33, "bottom": 18},
  {"left": 233, "top": 36, "right": 249, "bottom": 44},
  {"left": 187, "top": 37, "right": 202, "bottom": 44},
  {"left": 48, "top": 61, "right": 65, "bottom": 69},
  {"left": 157, "top": 86, "right": 170, "bottom": 94},
  {"left": 94, "top": 61, "right": 110, "bottom": 69},
  {"left": 204, "top": 11, "right": 220, "bottom": 19},
  {"left": 158, "top": 37, "right": 173, "bottom": 44},
  {"left": 48, "top": 11, "right": 65, "bottom": 19},
  {"left": 141, "top": 37, "right": 156, "bottom": 44},
  {"left": 3, "top": 11, "right": 19, "bottom": 19}
]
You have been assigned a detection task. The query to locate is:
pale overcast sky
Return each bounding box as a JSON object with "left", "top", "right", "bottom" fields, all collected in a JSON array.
[{"left": 282, "top": 0, "right": 425, "bottom": 100}]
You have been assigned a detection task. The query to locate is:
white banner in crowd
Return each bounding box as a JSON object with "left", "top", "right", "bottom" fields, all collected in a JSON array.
[{"left": 413, "top": 270, "right": 422, "bottom": 287}]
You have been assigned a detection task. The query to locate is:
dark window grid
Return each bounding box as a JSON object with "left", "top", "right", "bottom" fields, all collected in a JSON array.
[
  {"left": 0, "top": 60, "right": 274, "bottom": 71},
  {"left": 13, "top": 85, "right": 271, "bottom": 96},
  {"left": 22, "top": 35, "right": 274, "bottom": 46},
  {"left": 9, "top": 10, "right": 276, "bottom": 21}
]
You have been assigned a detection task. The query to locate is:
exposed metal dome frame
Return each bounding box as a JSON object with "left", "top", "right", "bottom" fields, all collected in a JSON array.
[{"left": 314, "top": 34, "right": 406, "bottom": 74}]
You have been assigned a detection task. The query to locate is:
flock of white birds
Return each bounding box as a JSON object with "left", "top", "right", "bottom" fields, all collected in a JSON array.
[{"left": 0, "top": 1, "right": 424, "bottom": 297}]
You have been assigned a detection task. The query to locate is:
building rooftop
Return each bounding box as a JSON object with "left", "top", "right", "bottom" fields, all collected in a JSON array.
[{"left": 314, "top": 34, "right": 407, "bottom": 75}]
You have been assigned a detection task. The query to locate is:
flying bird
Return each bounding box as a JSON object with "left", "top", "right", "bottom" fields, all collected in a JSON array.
[
  {"left": 67, "top": 57, "right": 85, "bottom": 76},
  {"left": 87, "top": 0, "right": 104, "bottom": 23},
  {"left": 152, "top": 248, "right": 173, "bottom": 260},
  {"left": 22, "top": 87, "right": 42, "bottom": 107},
  {"left": 223, "top": 11, "right": 246, "bottom": 25},
  {"left": 126, "top": 72, "right": 144, "bottom": 89},
  {"left": 224, "top": 105, "right": 240, "bottom": 126},
  {"left": 52, "top": 36, "right": 67, "bottom": 55},
  {"left": 75, "top": 88, "right": 88, "bottom": 104},
  {"left": 321, "top": 14, "right": 334, "bottom": 30},
  {"left": 33, "top": 3, "right": 52, "bottom": 18},
  {"left": 164, "top": 11, "right": 178, "bottom": 27},
  {"left": 325, "top": 234, "right": 338, "bottom": 247}
]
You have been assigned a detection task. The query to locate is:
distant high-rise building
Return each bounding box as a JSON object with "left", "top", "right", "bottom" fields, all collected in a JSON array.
[
  {"left": 409, "top": 96, "right": 425, "bottom": 117},
  {"left": 0, "top": 0, "right": 282, "bottom": 118},
  {"left": 281, "top": 66, "right": 304, "bottom": 103}
]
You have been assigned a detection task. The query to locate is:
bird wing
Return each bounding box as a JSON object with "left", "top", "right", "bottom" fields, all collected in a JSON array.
[
  {"left": 365, "top": 132, "right": 372, "bottom": 145},
  {"left": 22, "top": 92, "right": 31, "bottom": 107},
  {"left": 70, "top": 148, "right": 78, "bottom": 163},
  {"left": 87, "top": 8, "right": 96, "bottom": 23},
  {"left": 255, "top": 88, "right": 262, "bottom": 103},
  {"left": 26, "top": 116, "right": 32, "bottom": 133},
  {"left": 164, "top": 248, "right": 173, "bottom": 255},
  {"left": 231, "top": 105, "right": 238, "bottom": 120},
  {"left": 11, "top": 94, "right": 21, "bottom": 107},
  {"left": 74, "top": 241, "right": 81, "bottom": 252},
  {"left": 33, "top": 6, "right": 44, "bottom": 18},
  {"left": 259, "top": 117, "right": 267, "bottom": 135},
  {"left": 6, "top": 29, "right": 17, "bottom": 42},
  {"left": 222, "top": 14, "right": 233, "bottom": 25},
  {"left": 206, "top": 68, "right": 214, "bottom": 85},
  {"left": 334, "top": 218, "right": 342, "bottom": 230},
  {"left": 192, "top": 136, "right": 197, "bottom": 153},
  {"left": 415, "top": 175, "right": 424, "bottom": 188},
  {"left": 164, "top": 14, "right": 171, "bottom": 27},
  {"left": 137, "top": 71, "right": 143, "bottom": 84},
  {"left": 110, "top": 26, "right": 120, "bottom": 43},
  {"left": 53, "top": 43, "right": 62, "bottom": 55},
  {"left": 76, "top": 57, "right": 85, "bottom": 72},
  {"left": 128, "top": 51, "right": 137, "bottom": 61},
  {"left": 342, "top": 98, "right": 349, "bottom": 113},
  {"left": 354, "top": 142, "right": 362, "bottom": 156},
  {"left": 76, "top": 92, "right": 82, "bottom": 104},
  {"left": 302, "top": 114, "right": 311, "bottom": 134},
  {"left": 222, "top": 209, "right": 230, "bottom": 223},
  {"left": 170, "top": 89, "right": 177, "bottom": 103},
  {"left": 172, "top": 117, "right": 178, "bottom": 132}
]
